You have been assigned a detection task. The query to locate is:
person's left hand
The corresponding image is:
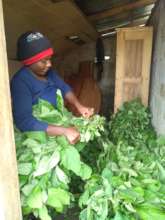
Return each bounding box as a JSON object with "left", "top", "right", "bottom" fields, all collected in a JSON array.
[{"left": 77, "top": 105, "right": 94, "bottom": 118}]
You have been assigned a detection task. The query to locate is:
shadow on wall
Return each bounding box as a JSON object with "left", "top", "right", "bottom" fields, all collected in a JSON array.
[
  {"left": 8, "top": 59, "right": 22, "bottom": 79},
  {"left": 96, "top": 60, "right": 115, "bottom": 119}
]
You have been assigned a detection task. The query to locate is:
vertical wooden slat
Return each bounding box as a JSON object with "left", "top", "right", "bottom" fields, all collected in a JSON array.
[
  {"left": 0, "top": 0, "right": 22, "bottom": 219},
  {"left": 114, "top": 29, "right": 125, "bottom": 111},
  {"left": 141, "top": 28, "right": 153, "bottom": 106}
]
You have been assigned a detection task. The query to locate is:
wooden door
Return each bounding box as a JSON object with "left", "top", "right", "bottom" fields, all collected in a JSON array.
[{"left": 114, "top": 27, "right": 153, "bottom": 112}]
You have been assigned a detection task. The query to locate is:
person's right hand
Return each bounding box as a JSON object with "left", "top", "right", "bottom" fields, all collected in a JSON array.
[
  {"left": 64, "top": 127, "right": 80, "bottom": 145},
  {"left": 46, "top": 125, "right": 80, "bottom": 144}
]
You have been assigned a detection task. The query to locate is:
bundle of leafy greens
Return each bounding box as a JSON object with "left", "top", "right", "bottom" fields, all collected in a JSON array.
[
  {"left": 15, "top": 90, "right": 105, "bottom": 220},
  {"left": 109, "top": 100, "right": 156, "bottom": 147},
  {"left": 79, "top": 101, "right": 165, "bottom": 220}
]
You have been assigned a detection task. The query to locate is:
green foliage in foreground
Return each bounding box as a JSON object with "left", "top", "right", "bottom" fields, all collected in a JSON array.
[
  {"left": 15, "top": 94, "right": 165, "bottom": 220},
  {"left": 15, "top": 90, "right": 105, "bottom": 220},
  {"left": 79, "top": 137, "right": 165, "bottom": 220},
  {"left": 79, "top": 100, "right": 165, "bottom": 220}
]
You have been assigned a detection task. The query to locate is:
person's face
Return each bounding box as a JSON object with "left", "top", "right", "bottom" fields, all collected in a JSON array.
[{"left": 29, "top": 56, "right": 52, "bottom": 77}]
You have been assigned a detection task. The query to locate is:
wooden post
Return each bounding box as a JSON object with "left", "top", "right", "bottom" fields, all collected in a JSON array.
[{"left": 0, "top": 0, "right": 22, "bottom": 219}]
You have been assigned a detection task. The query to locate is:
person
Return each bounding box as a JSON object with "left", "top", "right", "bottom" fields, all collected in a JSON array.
[{"left": 11, "top": 31, "right": 94, "bottom": 144}]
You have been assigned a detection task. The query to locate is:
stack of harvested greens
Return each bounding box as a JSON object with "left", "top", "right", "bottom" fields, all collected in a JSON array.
[
  {"left": 79, "top": 100, "right": 165, "bottom": 220},
  {"left": 15, "top": 90, "right": 105, "bottom": 220},
  {"left": 15, "top": 93, "right": 165, "bottom": 220},
  {"left": 109, "top": 100, "right": 156, "bottom": 147}
]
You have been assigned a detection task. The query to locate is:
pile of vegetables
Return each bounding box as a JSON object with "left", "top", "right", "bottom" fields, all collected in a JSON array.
[
  {"left": 14, "top": 93, "right": 165, "bottom": 220},
  {"left": 109, "top": 100, "right": 156, "bottom": 147},
  {"left": 15, "top": 90, "right": 105, "bottom": 220},
  {"left": 79, "top": 137, "right": 165, "bottom": 220},
  {"left": 79, "top": 101, "right": 165, "bottom": 220}
]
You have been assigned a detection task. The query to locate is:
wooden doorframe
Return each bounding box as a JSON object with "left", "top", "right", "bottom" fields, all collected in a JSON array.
[{"left": 0, "top": 0, "right": 22, "bottom": 219}]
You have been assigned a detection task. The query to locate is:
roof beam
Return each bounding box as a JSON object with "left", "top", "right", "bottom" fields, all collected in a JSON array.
[{"left": 89, "top": 0, "right": 156, "bottom": 22}]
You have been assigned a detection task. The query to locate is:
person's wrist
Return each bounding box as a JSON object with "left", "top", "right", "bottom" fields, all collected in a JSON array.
[
  {"left": 60, "top": 127, "right": 68, "bottom": 136},
  {"left": 46, "top": 125, "right": 67, "bottom": 136},
  {"left": 75, "top": 103, "right": 83, "bottom": 112}
]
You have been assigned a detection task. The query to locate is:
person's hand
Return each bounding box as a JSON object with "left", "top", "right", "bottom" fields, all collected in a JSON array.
[
  {"left": 64, "top": 127, "right": 80, "bottom": 144},
  {"left": 46, "top": 125, "right": 80, "bottom": 145},
  {"left": 77, "top": 105, "right": 94, "bottom": 118},
  {"left": 64, "top": 92, "right": 94, "bottom": 118}
]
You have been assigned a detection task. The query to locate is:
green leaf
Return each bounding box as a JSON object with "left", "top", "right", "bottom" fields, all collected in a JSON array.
[
  {"left": 61, "top": 146, "right": 81, "bottom": 175},
  {"left": 79, "top": 163, "right": 92, "bottom": 180},
  {"left": 79, "top": 190, "right": 89, "bottom": 208},
  {"left": 103, "top": 178, "right": 112, "bottom": 197},
  {"left": 25, "top": 131, "right": 47, "bottom": 144},
  {"left": 113, "top": 212, "right": 124, "bottom": 220},
  {"left": 19, "top": 175, "right": 28, "bottom": 187},
  {"left": 101, "top": 167, "right": 113, "bottom": 184},
  {"left": 22, "top": 138, "right": 42, "bottom": 154},
  {"left": 18, "top": 148, "right": 33, "bottom": 162},
  {"left": 47, "top": 187, "right": 70, "bottom": 212},
  {"left": 118, "top": 188, "right": 139, "bottom": 203},
  {"left": 157, "top": 136, "right": 165, "bottom": 146},
  {"left": 34, "top": 98, "right": 55, "bottom": 112},
  {"left": 27, "top": 186, "right": 43, "bottom": 208},
  {"left": 80, "top": 208, "right": 88, "bottom": 220},
  {"left": 21, "top": 180, "right": 38, "bottom": 196},
  {"left": 137, "top": 205, "right": 165, "bottom": 220},
  {"left": 38, "top": 206, "right": 51, "bottom": 220},
  {"left": 56, "top": 136, "right": 69, "bottom": 147},
  {"left": 40, "top": 109, "right": 62, "bottom": 124},
  {"left": 157, "top": 162, "right": 165, "bottom": 183},
  {"left": 22, "top": 206, "right": 32, "bottom": 215},
  {"left": 84, "top": 131, "right": 91, "bottom": 142},
  {"left": 55, "top": 165, "right": 69, "bottom": 184},
  {"left": 18, "top": 162, "right": 32, "bottom": 175},
  {"left": 75, "top": 142, "right": 86, "bottom": 152},
  {"left": 56, "top": 89, "right": 64, "bottom": 113},
  {"left": 33, "top": 151, "right": 60, "bottom": 177},
  {"left": 47, "top": 195, "right": 63, "bottom": 212}
]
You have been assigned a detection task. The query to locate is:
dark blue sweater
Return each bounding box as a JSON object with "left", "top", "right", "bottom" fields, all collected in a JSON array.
[{"left": 11, "top": 67, "right": 71, "bottom": 132}]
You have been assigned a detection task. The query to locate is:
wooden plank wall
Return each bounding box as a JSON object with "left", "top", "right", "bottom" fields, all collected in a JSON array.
[
  {"left": 0, "top": 0, "right": 22, "bottom": 219},
  {"left": 114, "top": 27, "right": 153, "bottom": 112}
]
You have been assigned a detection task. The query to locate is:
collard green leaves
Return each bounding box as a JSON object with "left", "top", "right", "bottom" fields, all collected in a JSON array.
[
  {"left": 79, "top": 100, "right": 165, "bottom": 220},
  {"left": 15, "top": 93, "right": 165, "bottom": 220},
  {"left": 109, "top": 99, "right": 156, "bottom": 147},
  {"left": 15, "top": 89, "right": 105, "bottom": 219}
]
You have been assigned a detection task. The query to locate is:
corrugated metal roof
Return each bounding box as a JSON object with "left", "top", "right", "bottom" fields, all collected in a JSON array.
[
  {"left": 75, "top": 0, "right": 131, "bottom": 15},
  {"left": 75, "top": 0, "right": 157, "bottom": 36}
]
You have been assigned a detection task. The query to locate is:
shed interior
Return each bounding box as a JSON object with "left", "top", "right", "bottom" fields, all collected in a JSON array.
[
  {"left": 3, "top": 0, "right": 158, "bottom": 119},
  {"left": 1, "top": 0, "right": 165, "bottom": 219}
]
